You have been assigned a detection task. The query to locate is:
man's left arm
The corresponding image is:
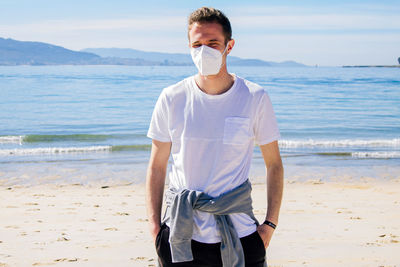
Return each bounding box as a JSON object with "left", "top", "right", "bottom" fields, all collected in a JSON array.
[{"left": 256, "top": 140, "right": 284, "bottom": 248}]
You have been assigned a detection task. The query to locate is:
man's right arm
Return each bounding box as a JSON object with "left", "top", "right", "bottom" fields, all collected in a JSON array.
[{"left": 146, "top": 139, "right": 172, "bottom": 241}]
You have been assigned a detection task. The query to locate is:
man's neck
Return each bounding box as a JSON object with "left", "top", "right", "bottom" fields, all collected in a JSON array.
[{"left": 194, "top": 68, "right": 234, "bottom": 95}]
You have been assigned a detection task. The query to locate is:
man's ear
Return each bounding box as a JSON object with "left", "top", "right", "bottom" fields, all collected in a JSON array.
[{"left": 227, "top": 39, "right": 235, "bottom": 55}]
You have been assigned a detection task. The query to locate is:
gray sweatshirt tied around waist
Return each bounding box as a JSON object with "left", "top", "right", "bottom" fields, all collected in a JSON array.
[{"left": 162, "top": 179, "right": 266, "bottom": 267}]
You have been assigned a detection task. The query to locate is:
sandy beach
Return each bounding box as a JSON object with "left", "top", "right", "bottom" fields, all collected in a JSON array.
[{"left": 1, "top": 178, "right": 399, "bottom": 267}]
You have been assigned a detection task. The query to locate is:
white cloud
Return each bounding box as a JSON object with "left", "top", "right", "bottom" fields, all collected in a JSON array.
[
  {"left": 0, "top": 16, "right": 189, "bottom": 52},
  {"left": 231, "top": 14, "right": 400, "bottom": 31},
  {"left": 228, "top": 4, "right": 400, "bottom": 17},
  {"left": 0, "top": 17, "right": 186, "bottom": 34}
]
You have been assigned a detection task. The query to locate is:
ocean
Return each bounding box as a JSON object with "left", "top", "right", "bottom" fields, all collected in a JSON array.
[{"left": 1, "top": 65, "right": 399, "bottom": 185}]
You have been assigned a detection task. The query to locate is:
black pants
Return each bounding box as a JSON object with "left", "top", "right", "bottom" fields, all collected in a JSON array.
[{"left": 155, "top": 223, "right": 266, "bottom": 267}]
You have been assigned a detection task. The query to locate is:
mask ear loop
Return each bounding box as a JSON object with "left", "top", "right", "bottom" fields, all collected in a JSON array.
[
  {"left": 220, "top": 44, "right": 229, "bottom": 69},
  {"left": 222, "top": 43, "right": 229, "bottom": 56}
]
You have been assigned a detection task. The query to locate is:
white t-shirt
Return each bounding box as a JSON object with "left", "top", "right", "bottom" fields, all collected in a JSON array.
[{"left": 147, "top": 74, "right": 280, "bottom": 243}]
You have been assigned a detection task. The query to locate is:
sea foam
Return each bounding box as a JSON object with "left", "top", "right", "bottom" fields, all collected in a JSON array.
[
  {"left": 0, "top": 146, "right": 112, "bottom": 156},
  {"left": 279, "top": 139, "right": 400, "bottom": 148},
  {"left": 351, "top": 151, "right": 400, "bottom": 159},
  {"left": 0, "top": 135, "right": 24, "bottom": 144}
]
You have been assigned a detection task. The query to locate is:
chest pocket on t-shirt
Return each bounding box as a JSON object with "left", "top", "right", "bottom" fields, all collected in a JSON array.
[{"left": 223, "top": 117, "right": 251, "bottom": 145}]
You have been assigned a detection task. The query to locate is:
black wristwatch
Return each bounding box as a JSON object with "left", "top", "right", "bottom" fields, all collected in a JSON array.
[{"left": 262, "top": 220, "right": 276, "bottom": 229}]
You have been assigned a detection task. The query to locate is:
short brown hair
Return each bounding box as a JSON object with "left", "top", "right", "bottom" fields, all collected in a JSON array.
[{"left": 188, "top": 7, "right": 232, "bottom": 43}]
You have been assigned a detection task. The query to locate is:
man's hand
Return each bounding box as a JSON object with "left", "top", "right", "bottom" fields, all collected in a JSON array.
[
  {"left": 150, "top": 223, "right": 161, "bottom": 242},
  {"left": 256, "top": 223, "right": 275, "bottom": 248}
]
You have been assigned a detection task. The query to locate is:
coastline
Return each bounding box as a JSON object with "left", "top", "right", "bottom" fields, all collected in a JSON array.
[
  {"left": 343, "top": 65, "right": 400, "bottom": 68},
  {"left": 1, "top": 178, "right": 399, "bottom": 266}
]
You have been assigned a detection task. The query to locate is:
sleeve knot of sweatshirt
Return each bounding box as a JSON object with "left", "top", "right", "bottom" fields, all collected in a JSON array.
[{"left": 163, "top": 179, "right": 263, "bottom": 267}]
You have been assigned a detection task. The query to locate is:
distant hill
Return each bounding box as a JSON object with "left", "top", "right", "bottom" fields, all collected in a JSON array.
[
  {"left": 82, "top": 47, "right": 307, "bottom": 67},
  {"left": 0, "top": 37, "right": 100, "bottom": 65},
  {"left": 0, "top": 37, "right": 164, "bottom": 66},
  {"left": 81, "top": 48, "right": 193, "bottom": 65},
  {"left": 0, "top": 37, "right": 306, "bottom": 67}
]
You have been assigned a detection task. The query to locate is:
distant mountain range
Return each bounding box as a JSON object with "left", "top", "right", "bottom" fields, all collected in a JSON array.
[
  {"left": 0, "top": 37, "right": 100, "bottom": 65},
  {"left": 0, "top": 37, "right": 306, "bottom": 67},
  {"left": 81, "top": 48, "right": 305, "bottom": 67}
]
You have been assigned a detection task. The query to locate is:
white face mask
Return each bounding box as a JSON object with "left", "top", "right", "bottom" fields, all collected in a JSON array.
[{"left": 190, "top": 45, "right": 228, "bottom": 76}]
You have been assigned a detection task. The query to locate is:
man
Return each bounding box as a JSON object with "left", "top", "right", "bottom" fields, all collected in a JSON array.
[{"left": 146, "top": 7, "right": 283, "bottom": 267}]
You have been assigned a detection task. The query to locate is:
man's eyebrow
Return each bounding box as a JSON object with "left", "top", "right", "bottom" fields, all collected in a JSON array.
[{"left": 192, "top": 39, "right": 221, "bottom": 44}]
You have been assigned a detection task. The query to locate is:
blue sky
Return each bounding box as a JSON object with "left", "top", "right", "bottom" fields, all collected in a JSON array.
[{"left": 1, "top": 0, "right": 399, "bottom": 66}]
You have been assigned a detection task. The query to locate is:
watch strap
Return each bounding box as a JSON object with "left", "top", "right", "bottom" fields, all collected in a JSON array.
[{"left": 262, "top": 220, "right": 276, "bottom": 229}]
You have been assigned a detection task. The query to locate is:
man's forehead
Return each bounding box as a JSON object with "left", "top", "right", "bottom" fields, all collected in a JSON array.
[{"left": 189, "top": 22, "right": 224, "bottom": 42}]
